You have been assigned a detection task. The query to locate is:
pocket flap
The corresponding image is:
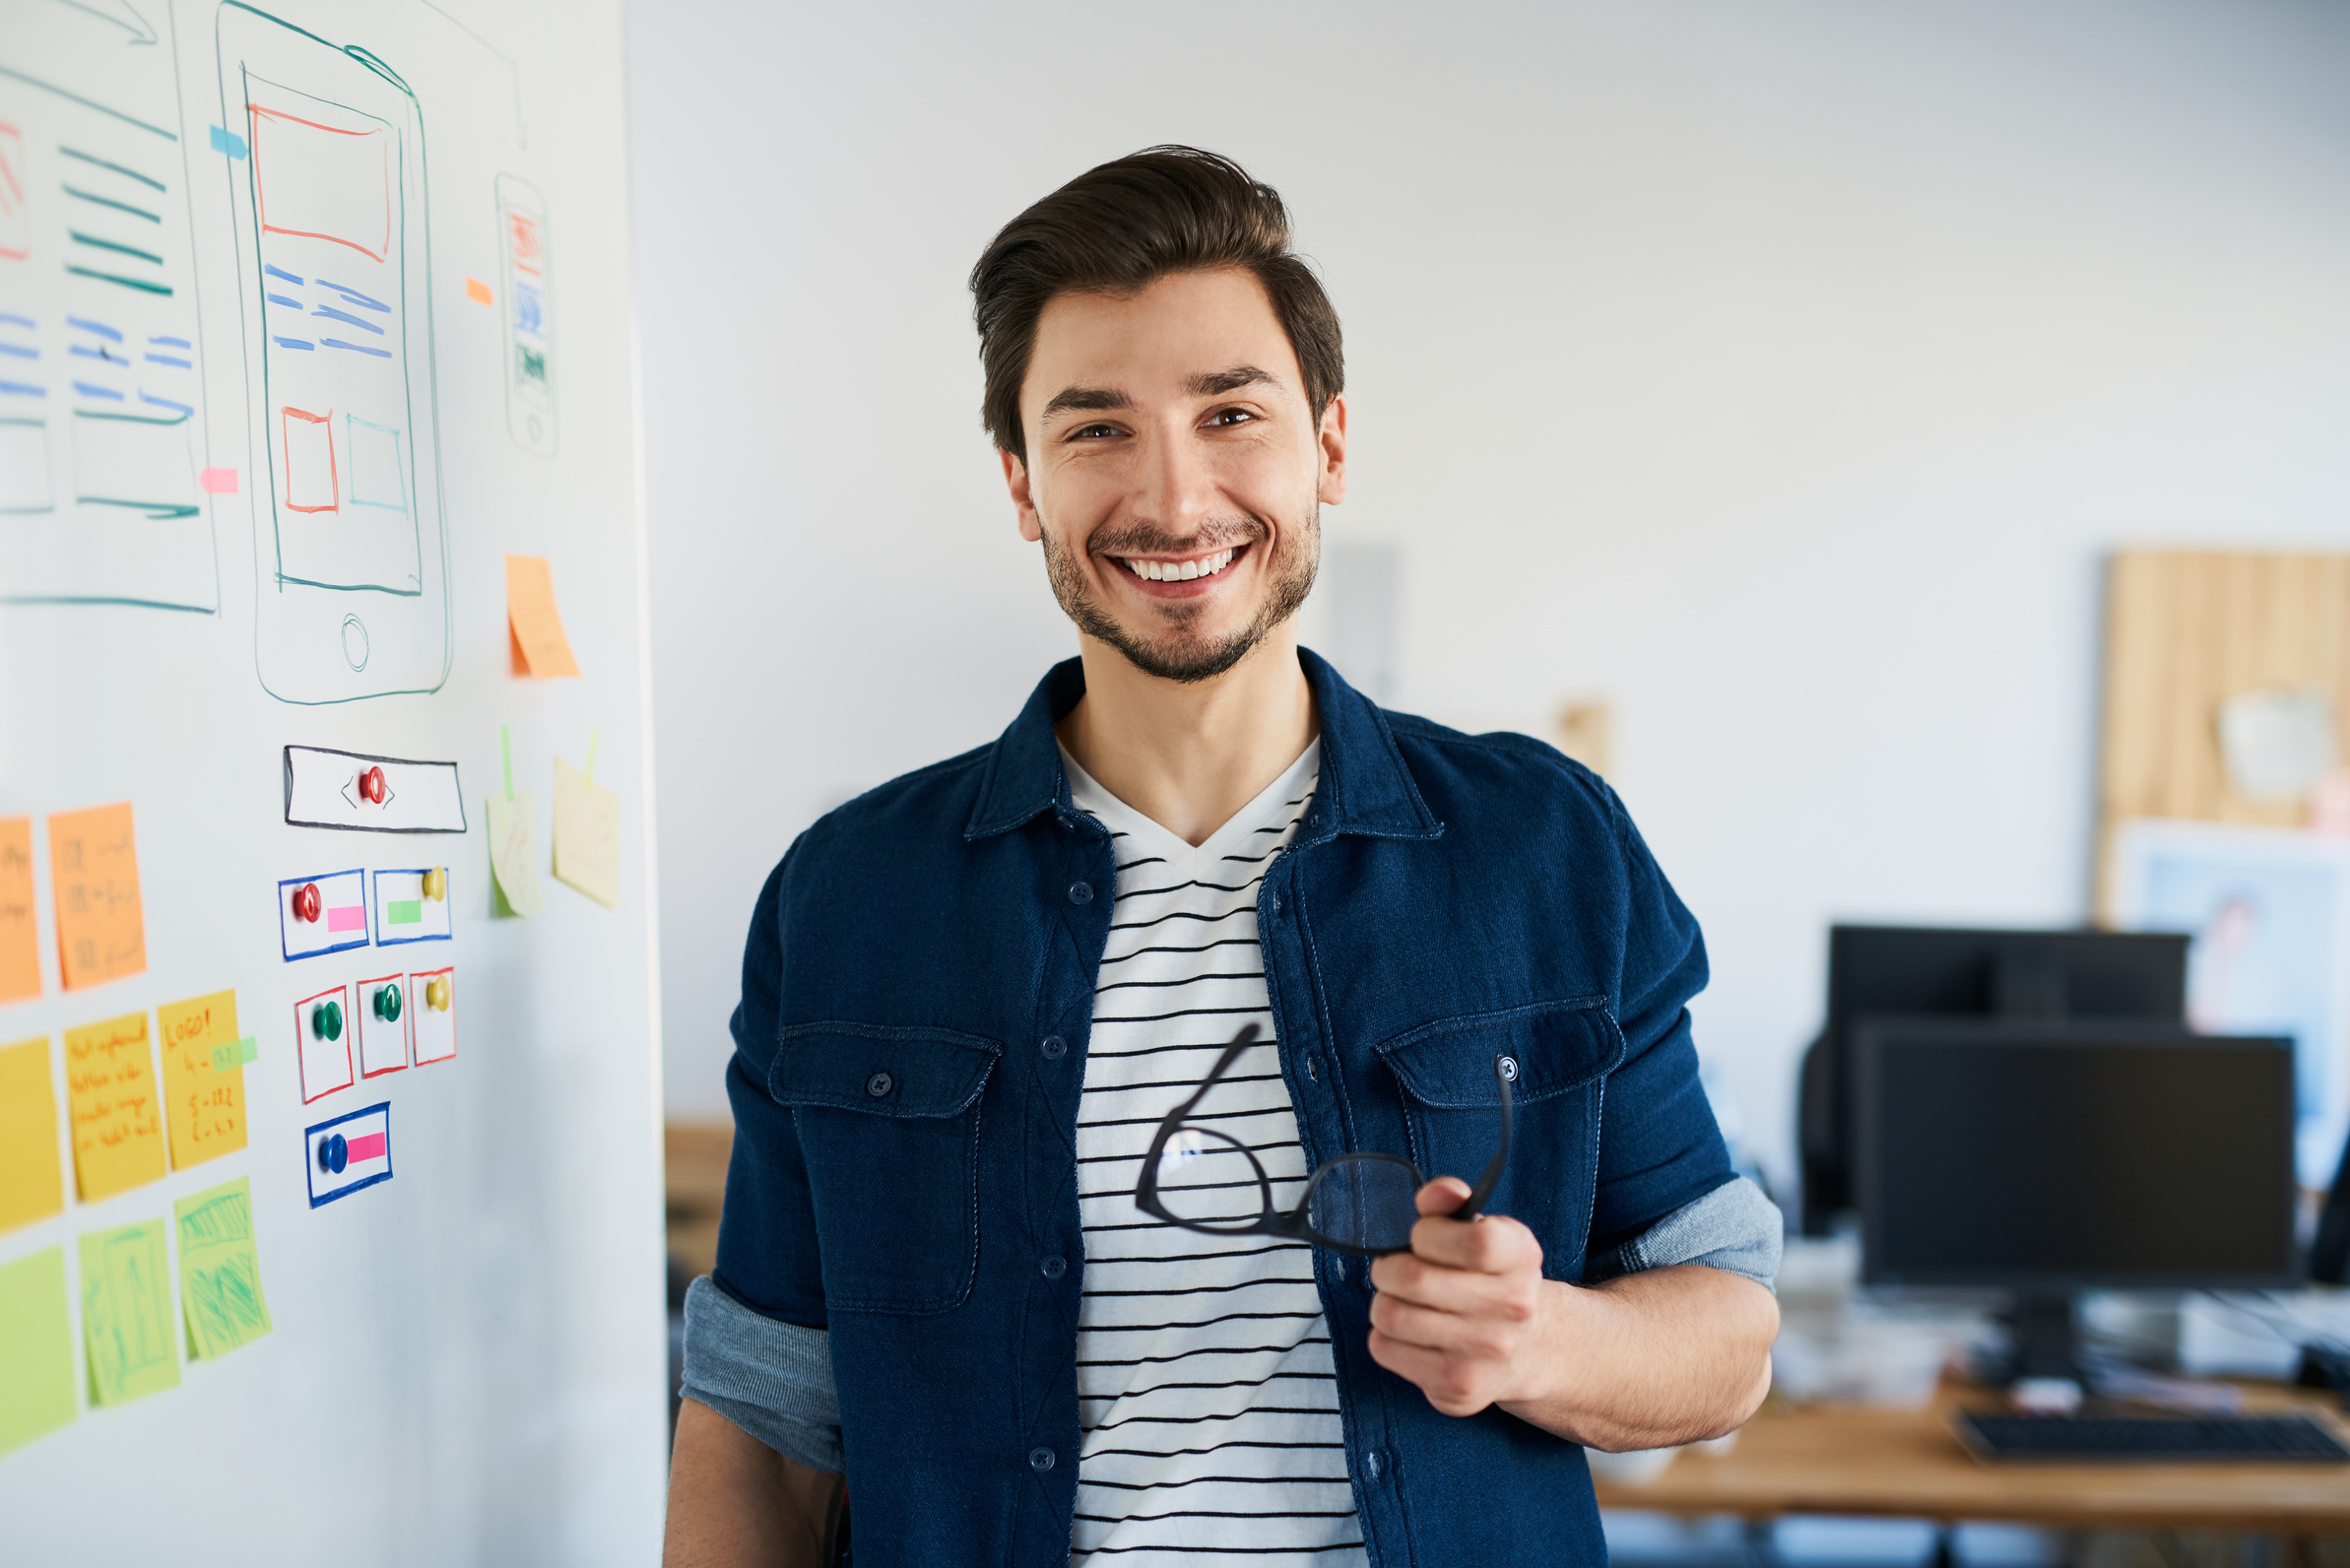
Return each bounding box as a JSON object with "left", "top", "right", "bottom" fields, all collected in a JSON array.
[
  {"left": 770, "top": 1023, "right": 1002, "bottom": 1118},
  {"left": 1374, "top": 997, "right": 1626, "bottom": 1107}
]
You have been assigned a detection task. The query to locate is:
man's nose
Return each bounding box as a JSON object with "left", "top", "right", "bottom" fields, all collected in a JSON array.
[{"left": 1135, "top": 425, "right": 1218, "bottom": 540}]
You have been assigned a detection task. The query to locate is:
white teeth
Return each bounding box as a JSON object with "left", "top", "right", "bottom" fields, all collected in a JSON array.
[{"left": 1124, "top": 547, "right": 1238, "bottom": 582}]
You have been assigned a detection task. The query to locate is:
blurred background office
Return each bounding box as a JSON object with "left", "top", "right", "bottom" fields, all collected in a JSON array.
[{"left": 628, "top": 2, "right": 2350, "bottom": 1563}]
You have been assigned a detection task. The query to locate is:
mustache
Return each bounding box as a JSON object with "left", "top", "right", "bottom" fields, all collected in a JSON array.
[{"left": 1086, "top": 516, "right": 1267, "bottom": 559}]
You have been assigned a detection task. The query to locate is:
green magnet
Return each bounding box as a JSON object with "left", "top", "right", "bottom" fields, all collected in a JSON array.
[
  {"left": 312, "top": 1000, "right": 343, "bottom": 1041},
  {"left": 374, "top": 984, "right": 402, "bottom": 1022},
  {"left": 387, "top": 899, "right": 424, "bottom": 925}
]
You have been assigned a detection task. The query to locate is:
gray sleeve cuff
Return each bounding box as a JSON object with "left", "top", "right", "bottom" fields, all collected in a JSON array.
[
  {"left": 1584, "top": 1175, "right": 1784, "bottom": 1291},
  {"left": 680, "top": 1275, "right": 844, "bottom": 1472}
]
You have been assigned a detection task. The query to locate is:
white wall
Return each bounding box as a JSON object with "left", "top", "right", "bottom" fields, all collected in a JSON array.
[{"left": 626, "top": 0, "right": 2350, "bottom": 1192}]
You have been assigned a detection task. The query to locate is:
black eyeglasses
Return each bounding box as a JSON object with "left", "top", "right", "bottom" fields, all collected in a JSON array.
[{"left": 1133, "top": 1023, "right": 1514, "bottom": 1257}]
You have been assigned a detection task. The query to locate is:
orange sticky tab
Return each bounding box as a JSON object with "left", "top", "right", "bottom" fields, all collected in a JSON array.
[
  {"left": 48, "top": 804, "right": 145, "bottom": 991},
  {"left": 466, "top": 276, "right": 493, "bottom": 305},
  {"left": 63, "top": 1011, "right": 164, "bottom": 1202},
  {"left": 0, "top": 817, "right": 36, "bottom": 1005},
  {"left": 505, "top": 555, "right": 581, "bottom": 678}
]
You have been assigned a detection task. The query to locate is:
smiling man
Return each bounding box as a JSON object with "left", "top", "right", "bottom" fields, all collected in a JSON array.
[{"left": 666, "top": 147, "right": 1783, "bottom": 1568}]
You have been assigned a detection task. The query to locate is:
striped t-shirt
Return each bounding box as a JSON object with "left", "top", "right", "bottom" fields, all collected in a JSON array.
[{"left": 1063, "top": 740, "right": 1367, "bottom": 1566}]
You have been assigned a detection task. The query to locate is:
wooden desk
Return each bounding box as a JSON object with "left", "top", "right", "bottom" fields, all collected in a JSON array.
[{"left": 1593, "top": 1385, "right": 2350, "bottom": 1536}]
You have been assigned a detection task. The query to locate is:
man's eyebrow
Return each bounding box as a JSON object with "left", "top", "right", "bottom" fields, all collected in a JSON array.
[
  {"left": 1040, "top": 385, "right": 1134, "bottom": 420},
  {"left": 1187, "top": 364, "right": 1279, "bottom": 397}
]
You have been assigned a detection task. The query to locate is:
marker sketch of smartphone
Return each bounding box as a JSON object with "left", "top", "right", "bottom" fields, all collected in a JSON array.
[
  {"left": 218, "top": 3, "right": 449, "bottom": 703},
  {"left": 495, "top": 173, "right": 555, "bottom": 457}
]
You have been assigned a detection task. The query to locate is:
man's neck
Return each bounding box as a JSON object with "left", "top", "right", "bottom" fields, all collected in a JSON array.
[{"left": 1056, "top": 629, "right": 1318, "bottom": 848}]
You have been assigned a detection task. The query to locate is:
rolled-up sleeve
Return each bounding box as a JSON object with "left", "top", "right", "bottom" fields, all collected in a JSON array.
[
  {"left": 1583, "top": 1175, "right": 1783, "bottom": 1291},
  {"left": 680, "top": 1275, "right": 843, "bottom": 1471}
]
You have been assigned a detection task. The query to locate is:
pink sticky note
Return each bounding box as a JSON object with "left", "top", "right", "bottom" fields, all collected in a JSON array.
[
  {"left": 199, "top": 467, "right": 239, "bottom": 494},
  {"left": 346, "top": 1132, "right": 387, "bottom": 1162},
  {"left": 326, "top": 905, "right": 365, "bottom": 934}
]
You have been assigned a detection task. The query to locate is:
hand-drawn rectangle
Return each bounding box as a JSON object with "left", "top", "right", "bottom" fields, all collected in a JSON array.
[
  {"left": 278, "top": 867, "right": 368, "bottom": 958},
  {"left": 355, "top": 972, "right": 408, "bottom": 1078},
  {"left": 410, "top": 966, "right": 456, "bottom": 1066},
  {"left": 293, "top": 982, "right": 353, "bottom": 1104},
  {"left": 304, "top": 1100, "right": 392, "bottom": 1207},
  {"left": 284, "top": 746, "right": 467, "bottom": 833},
  {"left": 249, "top": 102, "right": 390, "bottom": 261},
  {"left": 372, "top": 867, "right": 453, "bottom": 945},
  {"left": 279, "top": 404, "right": 335, "bottom": 511},
  {"left": 71, "top": 409, "right": 197, "bottom": 517},
  {"left": 346, "top": 412, "right": 404, "bottom": 509},
  {"left": 0, "top": 420, "right": 51, "bottom": 513}
]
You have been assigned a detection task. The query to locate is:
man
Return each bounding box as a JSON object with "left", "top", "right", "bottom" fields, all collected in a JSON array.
[{"left": 667, "top": 146, "right": 1781, "bottom": 1567}]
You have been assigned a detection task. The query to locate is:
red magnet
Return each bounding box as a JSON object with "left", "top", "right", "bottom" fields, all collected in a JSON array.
[
  {"left": 294, "top": 882, "right": 323, "bottom": 923},
  {"left": 359, "top": 765, "right": 388, "bottom": 804}
]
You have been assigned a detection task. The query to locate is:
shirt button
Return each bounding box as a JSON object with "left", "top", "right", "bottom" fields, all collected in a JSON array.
[
  {"left": 1498, "top": 1056, "right": 1520, "bottom": 1082},
  {"left": 865, "top": 1071, "right": 893, "bottom": 1098},
  {"left": 1028, "top": 1445, "right": 1056, "bottom": 1472},
  {"left": 1068, "top": 881, "right": 1093, "bottom": 905},
  {"left": 1040, "top": 1034, "right": 1067, "bottom": 1060},
  {"left": 1271, "top": 890, "right": 1281, "bottom": 914},
  {"left": 1040, "top": 1255, "right": 1067, "bottom": 1279}
]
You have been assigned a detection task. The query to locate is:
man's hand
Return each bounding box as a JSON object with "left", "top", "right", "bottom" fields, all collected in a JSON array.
[{"left": 1365, "top": 1177, "right": 1780, "bottom": 1451}]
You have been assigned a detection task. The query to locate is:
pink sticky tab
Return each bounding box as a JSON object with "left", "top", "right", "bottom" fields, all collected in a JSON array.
[
  {"left": 326, "top": 905, "right": 366, "bottom": 933},
  {"left": 199, "top": 467, "right": 239, "bottom": 493},
  {"left": 346, "top": 1132, "right": 387, "bottom": 1162}
]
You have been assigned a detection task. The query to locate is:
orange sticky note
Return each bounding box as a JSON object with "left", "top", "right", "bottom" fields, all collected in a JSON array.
[
  {"left": 466, "top": 276, "right": 493, "bottom": 305},
  {"left": 0, "top": 817, "right": 36, "bottom": 1005},
  {"left": 63, "top": 1011, "right": 164, "bottom": 1202},
  {"left": 158, "top": 991, "right": 246, "bottom": 1170},
  {"left": 0, "top": 1037, "right": 63, "bottom": 1234},
  {"left": 48, "top": 804, "right": 145, "bottom": 991},
  {"left": 506, "top": 555, "right": 580, "bottom": 678}
]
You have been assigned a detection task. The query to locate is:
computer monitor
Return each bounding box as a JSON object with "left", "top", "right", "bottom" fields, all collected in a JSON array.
[
  {"left": 2314, "top": 1131, "right": 2350, "bottom": 1287},
  {"left": 1798, "top": 926, "right": 2190, "bottom": 1233},
  {"left": 1857, "top": 1018, "right": 2299, "bottom": 1379}
]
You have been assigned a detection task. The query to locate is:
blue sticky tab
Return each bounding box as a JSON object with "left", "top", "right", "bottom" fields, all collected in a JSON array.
[{"left": 209, "top": 125, "right": 247, "bottom": 160}]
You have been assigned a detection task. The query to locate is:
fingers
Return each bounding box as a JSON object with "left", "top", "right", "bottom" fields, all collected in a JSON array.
[
  {"left": 1414, "top": 1174, "right": 1472, "bottom": 1217},
  {"left": 1365, "top": 1329, "right": 1497, "bottom": 1418}
]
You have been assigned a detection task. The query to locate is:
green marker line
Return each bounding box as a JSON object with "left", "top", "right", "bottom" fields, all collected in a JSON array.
[
  {"left": 58, "top": 147, "right": 166, "bottom": 192},
  {"left": 64, "top": 265, "right": 172, "bottom": 296},
  {"left": 69, "top": 230, "right": 163, "bottom": 265},
  {"left": 61, "top": 185, "right": 160, "bottom": 223}
]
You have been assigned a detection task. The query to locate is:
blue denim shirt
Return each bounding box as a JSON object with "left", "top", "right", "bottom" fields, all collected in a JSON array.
[{"left": 711, "top": 649, "right": 1742, "bottom": 1565}]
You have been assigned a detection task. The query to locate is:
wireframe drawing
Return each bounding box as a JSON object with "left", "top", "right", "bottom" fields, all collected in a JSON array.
[{"left": 495, "top": 171, "right": 555, "bottom": 455}]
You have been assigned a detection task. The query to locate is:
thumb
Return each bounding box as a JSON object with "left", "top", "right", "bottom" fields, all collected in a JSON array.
[{"left": 1415, "top": 1175, "right": 1472, "bottom": 1217}]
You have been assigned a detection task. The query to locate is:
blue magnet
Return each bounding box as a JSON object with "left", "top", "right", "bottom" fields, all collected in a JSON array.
[{"left": 318, "top": 1132, "right": 349, "bottom": 1175}]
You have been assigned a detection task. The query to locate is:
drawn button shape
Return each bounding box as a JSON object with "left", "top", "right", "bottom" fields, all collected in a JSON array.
[
  {"left": 422, "top": 867, "right": 447, "bottom": 901},
  {"left": 865, "top": 1071, "right": 893, "bottom": 1099},
  {"left": 373, "top": 983, "right": 402, "bottom": 1022},
  {"left": 294, "top": 882, "right": 322, "bottom": 923},
  {"left": 312, "top": 1000, "right": 343, "bottom": 1041}
]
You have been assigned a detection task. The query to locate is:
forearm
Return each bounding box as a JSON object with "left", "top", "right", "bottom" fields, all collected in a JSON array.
[
  {"left": 664, "top": 1398, "right": 839, "bottom": 1568},
  {"left": 1498, "top": 1266, "right": 1777, "bottom": 1452}
]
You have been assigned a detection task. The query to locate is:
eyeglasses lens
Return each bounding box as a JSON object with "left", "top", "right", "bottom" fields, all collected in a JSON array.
[
  {"left": 1304, "top": 1156, "right": 1421, "bottom": 1254},
  {"left": 1152, "top": 1127, "right": 1268, "bottom": 1230}
]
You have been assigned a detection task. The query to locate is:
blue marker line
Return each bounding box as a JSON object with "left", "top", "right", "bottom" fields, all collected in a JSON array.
[
  {"left": 0, "top": 344, "right": 33, "bottom": 359},
  {"left": 65, "top": 315, "right": 122, "bottom": 342},
  {"left": 264, "top": 264, "right": 304, "bottom": 285},
  {"left": 315, "top": 280, "right": 389, "bottom": 312},
  {"left": 69, "top": 345, "right": 126, "bottom": 363},
  {"left": 144, "top": 354, "right": 191, "bottom": 368},
  {"left": 209, "top": 124, "right": 248, "bottom": 160},
  {"left": 0, "top": 381, "right": 44, "bottom": 397},
  {"left": 72, "top": 381, "right": 125, "bottom": 400},
  {"left": 138, "top": 390, "right": 194, "bottom": 415},
  {"left": 311, "top": 304, "right": 384, "bottom": 335},
  {"left": 321, "top": 338, "right": 392, "bottom": 358},
  {"left": 149, "top": 335, "right": 189, "bottom": 349},
  {"left": 266, "top": 293, "right": 302, "bottom": 309},
  {"left": 0, "top": 313, "right": 34, "bottom": 329},
  {"left": 272, "top": 336, "right": 315, "bottom": 351}
]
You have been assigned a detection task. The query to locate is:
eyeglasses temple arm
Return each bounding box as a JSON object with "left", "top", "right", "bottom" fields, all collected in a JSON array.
[{"left": 1450, "top": 1055, "right": 1514, "bottom": 1221}]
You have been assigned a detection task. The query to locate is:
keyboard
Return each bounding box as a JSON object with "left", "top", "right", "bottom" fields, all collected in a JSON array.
[{"left": 1954, "top": 1412, "right": 2350, "bottom": 1463}]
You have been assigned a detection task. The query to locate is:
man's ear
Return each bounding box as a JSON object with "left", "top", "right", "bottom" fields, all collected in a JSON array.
[
  {"left": 1001, "top": 447, "right": 1042, "bottom": 542},
  {"left": 1317, "top": 394, "right": 1349, "bottom": 507}
]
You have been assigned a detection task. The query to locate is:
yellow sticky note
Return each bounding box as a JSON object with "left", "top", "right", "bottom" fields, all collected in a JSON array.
[
  {"left": 1, "top": 817, "right": 37, "bottom": 1005},
  {"left": 487, "top": 790, "right": 545, "bottom": 917},
  {"left": 158, "top": 991, "right": 246, "bottom": 1170},
  {"left": 81, "top": 1219, "right": 179, "bottom": 1405},
  {"left": 506, "top": 555, "right": 581, "bottom": 678},
  {"left": 552, "top": 757, "right": 620, "bottom": 908},
  {"left": 0, "top": 1036, "right": 64, "bottom": 1234},
  {"left": 64, "top": 1011, "right": 164, "bottom": 1202},
  {"left": 0, "top": 1247, "right": 78, "bottom": 1455},
  {"left": 176, "top": 1176, "right": 271, "bottom": 1360},
  {"left": 48, "top": 803, "right": 146, "bottom": 991}
]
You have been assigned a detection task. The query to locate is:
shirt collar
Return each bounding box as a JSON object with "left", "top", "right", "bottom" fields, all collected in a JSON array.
[{"left": 963, "top": 646, "right": 1443, "bottom": 843}]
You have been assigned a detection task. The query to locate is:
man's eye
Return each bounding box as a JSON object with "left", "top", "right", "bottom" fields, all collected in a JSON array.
[
  {"left": 1207, "top": 409, "right": 1256, "bottom": 427},
  {"left": 1072, "top": 424, "right": 1119, "bottom": 440}
]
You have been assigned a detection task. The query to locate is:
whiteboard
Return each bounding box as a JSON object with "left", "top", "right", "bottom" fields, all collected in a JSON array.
[{"left": 0, "top": 1, "right": 666, "bottom": 1561}]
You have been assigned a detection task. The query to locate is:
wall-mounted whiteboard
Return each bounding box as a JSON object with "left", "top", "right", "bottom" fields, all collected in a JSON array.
[{"left": 0, "top": 1, "right": 665, "bottom": 1561}]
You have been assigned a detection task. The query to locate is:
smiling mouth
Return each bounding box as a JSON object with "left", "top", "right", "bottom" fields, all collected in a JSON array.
[{"left": 1118, "top": 545, "right": 1244, "bottom": 583}]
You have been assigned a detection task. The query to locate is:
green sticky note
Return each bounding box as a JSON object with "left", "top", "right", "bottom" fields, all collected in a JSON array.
[
  {"left": 387, "top": 900, "right": 424, "bottom": 926},
  {"left": 176, "top": 1176, "right": 272, "bottom": 1360},
  {"left": 80, "top": 1219, "right": 180, "bottom": 1405},
  {"left": 210, "top": 1036, "right": 258, "bottom": 1074},
  {"left": 0, "top": 1247, "right": 78, "bottom": 1455}
]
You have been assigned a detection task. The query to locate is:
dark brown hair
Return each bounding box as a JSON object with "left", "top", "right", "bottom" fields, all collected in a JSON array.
[{"left": 969, "top": 146, "right": 1344, "bottom": 461}]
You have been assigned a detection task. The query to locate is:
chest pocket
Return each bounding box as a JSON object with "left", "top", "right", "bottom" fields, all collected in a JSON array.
[
  {"left": 1374, "top": 997, "right": 1625, "bottom": 1281},
  {"left": 770, "top": 1023, "right": 1001, "bottom": 1315}
]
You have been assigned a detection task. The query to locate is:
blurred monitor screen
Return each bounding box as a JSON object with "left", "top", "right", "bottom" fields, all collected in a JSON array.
[{"left": 1858, "top": 1021, "right": 2297, "bottom": 1288}]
